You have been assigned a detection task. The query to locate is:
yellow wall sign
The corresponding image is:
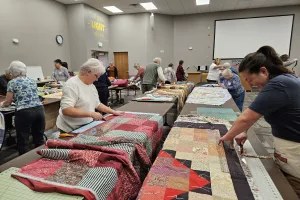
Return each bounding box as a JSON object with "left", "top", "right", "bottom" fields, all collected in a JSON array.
[{"left": 90, "top": 21, "right": 105, "bottom": 32}]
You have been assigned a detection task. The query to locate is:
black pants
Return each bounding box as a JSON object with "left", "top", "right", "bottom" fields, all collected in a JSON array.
[
  {"left": 97, "top": 88, "right": 109, "bottom": 106},
  {"left": 142, "top": 84, "right": 155, "bottom": 94},
  {"left": 15, "top": 106, "right": 45, "bottom": 155}
]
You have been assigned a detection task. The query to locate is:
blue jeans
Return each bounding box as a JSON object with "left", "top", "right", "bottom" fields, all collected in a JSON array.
[{"left": 233, "top": 91, "right": 245, "bottom": 112}]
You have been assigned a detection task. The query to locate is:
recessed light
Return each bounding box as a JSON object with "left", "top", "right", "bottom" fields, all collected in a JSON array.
[
  {"left": 140, "top": 2, "right": 157, "bottom": 10},
  {"left": 103, "top": 6, "right": 123, "bottom": 13},
  {"left": 196, "top": 0, "right": 210, "bottom": 6}
]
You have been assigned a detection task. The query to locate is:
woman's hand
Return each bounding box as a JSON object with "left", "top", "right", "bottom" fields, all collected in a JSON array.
[
  {"left": 90, "top": 112, "right": 103, "bottom": 121},
  {"left": 235, "top": 132, "right": 248, "bottom": 146},
  {"left": 113, "top": 111, "right": 124, "bottom": 116},
  {"left": 0, "top": 102, "right": 4, "bottom": 108}
]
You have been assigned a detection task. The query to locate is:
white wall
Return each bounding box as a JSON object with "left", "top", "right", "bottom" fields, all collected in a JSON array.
[{"left": 0, "top": 0, "right": 71, "bottom": 76}]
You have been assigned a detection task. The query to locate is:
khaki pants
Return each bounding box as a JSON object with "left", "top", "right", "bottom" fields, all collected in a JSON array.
[{"left": 274, "top": 137, "right": 300, "bottom": 198}]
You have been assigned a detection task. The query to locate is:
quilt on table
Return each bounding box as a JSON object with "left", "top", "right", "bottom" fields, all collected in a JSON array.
[
  {"left": 12, "top": 113, "right": 164, "bottom": 200},
  {"left": 197, "top": 108, "right": 238, "bottom": 121},
  {"left": 138, "top": 123, "right": 255, "bottom": 200},
  {"left": 157, "top": 85, "right": 190, "bottom": 98},
  {"left": 153, "top": 89, "right": 185, "bottom": 109},
  {"left": 186, "top": 87, "right": 232, "bottom": 106}
]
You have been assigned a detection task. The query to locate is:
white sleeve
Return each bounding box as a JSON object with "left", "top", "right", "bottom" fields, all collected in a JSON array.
[
  {"left": 60, "top": 85, "right": 78, "bottom": 110},
  {"left": 157, "top": 67, "right": 166, "bottom": 82}
]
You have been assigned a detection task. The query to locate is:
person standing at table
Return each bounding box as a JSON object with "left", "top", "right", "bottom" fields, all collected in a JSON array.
[
  {"left": 142, "top": 57, "right": 167, "bottom": 93},
  {"left": 176, "top": 60, "right": 186, "bottom": 82},
  {"left": 133, "top": 63, "right": 144, "bottom": 83},
  {"left": 219, "top": 46, "right": 300, "bottom": 197},
  {"left": 0, "top": 61, "right": 45, "bottom": 155},
  {"left": 107, "top": 62, "right": 118, "bottom": 78},
  {"left": 220, "top": 69, "right": 245, "bottom": 111},
  {"left": 165, "top": 63, "right": 177, "bottom": 84},
  {"left": 56, "top": 58, "right": 123, "bottom": 133},
  {"left": 0, "top": 69, "right": 12, "bottom": 95},
  {"left": 222, "top": 62, "right": 239, "bottom": 75},
  {"left": 94, "top": 72, "right": 111, "bottom": 107},
  {"left": 52, "top": 59, "right": 70, "bottom": 82},
  {"left": 207, "top": 58, "right": 222, "bottom": 83}
]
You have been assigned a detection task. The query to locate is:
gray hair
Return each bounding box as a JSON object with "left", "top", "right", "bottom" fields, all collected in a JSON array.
[
  {"left": 134, "top": 63, "right": 140, "bottom": 69},
  {"left": 222, "top": 68, "right": 233, "bottom": 77},
  {"left": 153, "top": 57, "right": 162, "bottom": 64},
  {"left": 8, "top": 61, "right": 27, "bottom": 77},
  {"left": 4, "top": 69, "right": 10, "bottom": 75},
  {"left": 80, "top": 58, "right": 105, "bottom": 75},
  {"left": 223, "top": 62, "right": 231, "bottom": 69}
]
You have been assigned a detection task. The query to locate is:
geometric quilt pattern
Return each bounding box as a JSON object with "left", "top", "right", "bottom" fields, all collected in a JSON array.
[{"left": 138, "top": 127, "right": 254, "bottom": 200}]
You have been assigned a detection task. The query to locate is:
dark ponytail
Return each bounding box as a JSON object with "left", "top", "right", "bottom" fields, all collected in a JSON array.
[{"left": 239, "top": 46, "right": 292, "bottom": 79}]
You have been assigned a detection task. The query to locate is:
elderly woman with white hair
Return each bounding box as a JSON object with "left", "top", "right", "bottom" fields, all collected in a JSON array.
[
  {"left": 220, "top": 69, "right": 245, "bottom": 111},
  {"left": 222, "top": 62, "right": 239, "bottom": 75},
  {"left": 56, "top": 58, "right": 123, "bottom": 133},
  {"left": 142, "top": 57, "right": 167, "bottom": 93},
  {"left": 0, "top": 61, "right": 45, "bottom": 155}
]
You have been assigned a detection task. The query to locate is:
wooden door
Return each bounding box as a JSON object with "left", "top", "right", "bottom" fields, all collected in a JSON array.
[{"left": 114, "top": 52, "right": 129, "bottom": 79}]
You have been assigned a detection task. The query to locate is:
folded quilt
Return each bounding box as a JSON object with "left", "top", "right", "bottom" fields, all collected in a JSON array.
[{"left": 12, "top": 113, "right": 164, "bottom": 200}]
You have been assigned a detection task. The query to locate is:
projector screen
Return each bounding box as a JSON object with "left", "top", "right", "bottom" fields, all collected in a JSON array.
[{"left": 213, "top": 15, "right": 294, "bottom": 59}]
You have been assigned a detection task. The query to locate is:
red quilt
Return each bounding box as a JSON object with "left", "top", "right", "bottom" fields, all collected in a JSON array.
[{"left": 12, "top": 113, "right": 163, "bottom": 200}]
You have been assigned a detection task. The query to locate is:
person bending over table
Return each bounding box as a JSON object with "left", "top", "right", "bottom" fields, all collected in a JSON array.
[
  {"left": 142, "top": 57, "right": 167, "bottom": 93},
  {"left": 107, "top": 62, "right": 118, "bottom": 78},
  {"left": 280, "top": 54, "right": 298, "bottom": 67},
  {"left": 207, "top": 58, "right": 222, "bottom": 83},
  {"left": 219, "top": 46, "right": 300, "bottom": 197},
  {"left": 52, "top": 59, "right": 70, "bottom": 82},
  {"left": 56, "top": 58, "right": 123, "bottom": 133},
  {"left": 0, "top": 69, "right": 12, "bottom": 96},
  {"left": 0, "top": 61, "right": 45, "bottom": 155},
  {"left": 220, "top": 69, "right": 245, "bottom": 112},
  {"left": 133, "top": 63, "right": 144, "bottom": 83}
]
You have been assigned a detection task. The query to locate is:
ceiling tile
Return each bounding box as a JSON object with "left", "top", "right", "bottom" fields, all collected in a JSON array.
[
  {"left": 221, "top": 0, "right": 238, "bottom": 11},
  {"left": 165, "top": 0, "right": 186, "bottom": 14},
  {"left": 197, "top": 4, "right": 210, "bottom": 13},
  {"left": 235, "top": 1, "right": 251, "bottom": 9}
]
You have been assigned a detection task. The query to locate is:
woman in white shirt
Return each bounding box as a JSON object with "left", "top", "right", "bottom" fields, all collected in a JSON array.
[
  {"left": 56, "top": 58, "right": 123, "bottom": 133},
  {"left": 207, "top": 58, "right": 222, "bottom": 83}
]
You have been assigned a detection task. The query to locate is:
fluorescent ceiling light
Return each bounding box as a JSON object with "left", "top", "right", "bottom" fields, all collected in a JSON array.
[
  {"left": 103, "top": 6, "right": 123, "bottom": 13},
  {"left": 196, "top": 0, "right": 210, "bottom": 5},
  {"left": 140, "top": 2, "right": 157, "bottom": 10}
]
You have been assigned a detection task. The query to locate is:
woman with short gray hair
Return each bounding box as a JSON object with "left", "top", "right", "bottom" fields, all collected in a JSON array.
[
  {"left": 56, "top": 58, "right": 123, "bottom": 133},
  {"left": 0, "top": 61, "right": 45, "bottom": 155}
]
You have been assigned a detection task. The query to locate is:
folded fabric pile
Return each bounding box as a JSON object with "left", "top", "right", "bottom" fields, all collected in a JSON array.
[{"left": 12, "top": 113, "right": 163, "bottom": 200}]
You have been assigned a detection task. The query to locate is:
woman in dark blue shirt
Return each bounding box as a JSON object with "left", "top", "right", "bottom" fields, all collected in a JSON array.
[
  {"left": 93, "top": 72, "right": 111, "bottom": 106},
  {"left": 219, "top": 46, "right": 300, "bottom": 197}
]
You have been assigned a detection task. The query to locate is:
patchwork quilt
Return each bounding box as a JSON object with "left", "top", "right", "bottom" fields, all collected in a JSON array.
[
  {"left": 12, "top": 113, "right": 164, "bottom": 200},
  {"left": 196, "top": 108, "right": 238, "bottom": 121},
  {"left": 186, "top": 87, "right": 231, "bottom": 106},
  {"left": 137, "top": 122, "right": 255, "bottom": 200}
]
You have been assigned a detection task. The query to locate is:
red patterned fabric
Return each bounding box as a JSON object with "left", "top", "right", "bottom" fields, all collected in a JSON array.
[{"left": 12, "top": 113, "right": 164, "bottom": 200}]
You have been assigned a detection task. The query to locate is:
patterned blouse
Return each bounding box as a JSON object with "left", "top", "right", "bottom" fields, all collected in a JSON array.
[
  {"left": 220, "top": 74, "right": 244, "bottom": 98},
  {"left": 176, "top": 65, "right": 186, "bottom": 81},
  {"left": 7, "top": 77, "right": 42, "bottom": 111}
]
